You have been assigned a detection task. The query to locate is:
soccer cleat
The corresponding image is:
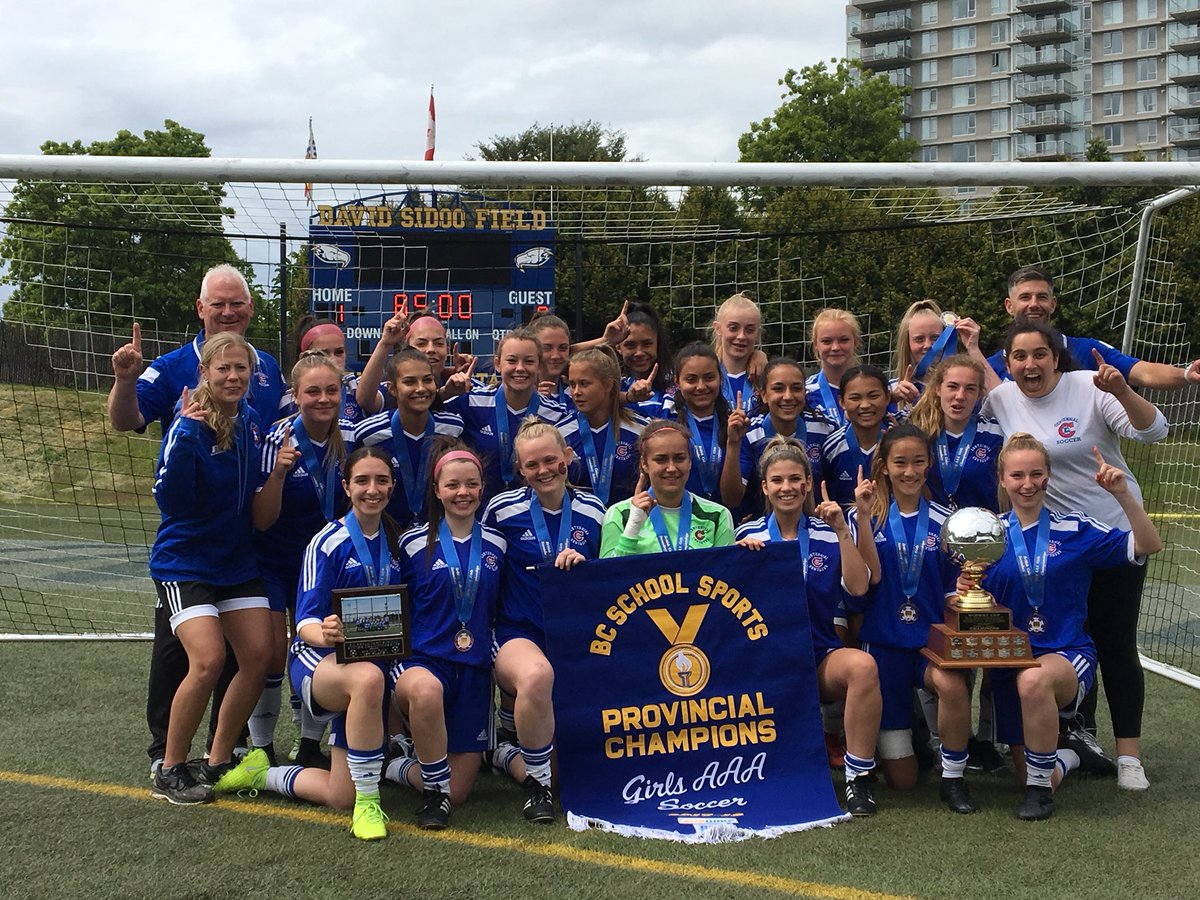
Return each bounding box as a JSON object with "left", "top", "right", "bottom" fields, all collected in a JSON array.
[
  {"left": 938, "top": 777, "right": 979, "bottom": 814},
  {"left": 824, "top": 731, "right": 845, "bottom": 769},
  {"left": 1061, "top": 727, "right": 1117, "bottom": 777},
  {"left": 296, "top": 738, "right": 332, "bottom": 770},
  {"left": 844, "top": 775, "right": 877, "bottom": 817},
  {"left": 1117, "top": 758, "right": 1150, "bottom": 791},
  {"left": 416, "top": 789, "right": 452, "bottom": 830},
  {"left": 214, "top": 747, "right": 270, "bottom": 795},
  {"left": 152, "top": 763, "right": 214, "bottom": 805},
  {"left": 351, "top": 794, "right": 389, "bottom": 841},
  {"left": 1017, "top": 785, "right": 1055, "bottom": 821},
  {"left": 967, "top": 736, "right": 1010, "bottom": 775},
  {"left": 522, "top": 776, "right": 556, "bottom": 824}
]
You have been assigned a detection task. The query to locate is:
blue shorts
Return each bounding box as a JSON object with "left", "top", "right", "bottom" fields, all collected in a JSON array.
[
  {"left": 261, "top": 569, "right": 299, "bottom": 614},
  {"left": 863, "top": 643, "right": 930, "bottom": 731},
  {"left": 390, "top": 656, "right": 493, "bottom": 754},
  {"left": 492, "top": 624, "right": 548, "bottom": 660},
  {"left": 288, "top": 641, "right": 392, "bottom": 750},
  {"left": 990, "top": 650, "right": 1097, "bottom": 747}
]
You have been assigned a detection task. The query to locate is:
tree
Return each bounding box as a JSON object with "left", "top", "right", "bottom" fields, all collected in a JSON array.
[
  {"left": 0, "top": 120, "right": 259, "bottom": 338},
  {"left": 475, "top": 121, "right": 632, "bottom": 163},
  {"left": 738, "top": 59, "right": 919, "bottom": 164}
]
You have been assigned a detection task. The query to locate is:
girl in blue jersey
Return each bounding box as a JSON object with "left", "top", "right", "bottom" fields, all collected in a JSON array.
[
  {"left": 735, "top": 437, "right": 880, "bottom": 816},
  {"left": 562, "top": 347, "right": 647, "bottom": 505},
  {"left": 722, "top": 357, "right": 836, "bottom": 518},
  {"left": 386, "top": 440, "right": 506, "bottom": 830},
  {"left": 710, "top": 292, "right": 763, "bottom": 416},
  {"left": 891, "top": 302, "right": 989, "bottom": 409},
  {"left": 663, "top": 342, "right": 735, "bottom": 505},
  {"left": 251, "top": 350, "right": 355, "bottom": 767},
  {"left": 983, "top": 433, "right": 1162, "bottom": 820},
  {"left": 806, "top": 308, "right": 863, "bottom": 427},
  {"left": 148, "top": 332, "right": 272, "bottom": 807},
  {"left": 288, "top": 316, "right": 377, "bottom": 424},
  {"left": 482, "top": 420, "right": 605, "bottom": 822},
  {"left": 531, "top": 313, "right": 575, "bottom": 410},
  {"left": 445, "top": 327, "right": 566, "bottom": 503},
  {"left": 216, "top": 447, "right": 402, "bottom": 841},
  {"left": 618, "top": 302, "right": 673, "bottom": 419},
  {"left": 354, "top": 348, "right": 465, "bottom": 529},
  {"left": 852, "top": 424, "right": 976, "bottom": 812},
  {"left": 821, "top": 365, "right": 893, "bottom": 508},
  {"left": 908, "top": 355, "right": 1005, "bottom": 512}
]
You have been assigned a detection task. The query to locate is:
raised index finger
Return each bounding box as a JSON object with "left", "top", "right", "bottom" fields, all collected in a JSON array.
[
  {"left": 619, "top": 299, "right": 629, "bottom": 319},
  {"left": 647, "top": 363, "right": 658, "bottom": 383},
  {"left": 132, "top": 321, "right": 142, "bottom": 351},
  {"left": 856, "top": 464, "right": 864, "bottom": 485},
  {"left": 819, "top": 480, "right": 830, "bottom": 504},
  {"left": 1092, "top": 347, "right": 1105, "bottom": 367},
  {"left": 904, "top": 365, "right": 914, "bottom": 382},
  {"left": 735, "top": 390, "right": 743, "bottom": 409},
  {"left": 1092, "top": 445, "right": 1106, "bottom": 468},
  {"left": 466, "top": 356, "right": 478, "bottom": 378}
]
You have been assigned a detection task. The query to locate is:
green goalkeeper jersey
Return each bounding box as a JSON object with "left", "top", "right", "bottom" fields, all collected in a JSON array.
[{"left": 600, "top": 494, "right": 735, "bottom": 558}]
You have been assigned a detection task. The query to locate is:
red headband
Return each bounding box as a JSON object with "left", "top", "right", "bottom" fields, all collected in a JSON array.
[
  {"left": 433, "top": 450, "right": 483, "bottom": 481},
  {"left": 299, "top": 323, "right": 345, "bottom": 352}
]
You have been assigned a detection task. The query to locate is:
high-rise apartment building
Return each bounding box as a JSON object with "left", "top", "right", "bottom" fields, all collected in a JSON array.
[{"left": 845, "top": 0, "right": 1200, "bottom": 162}]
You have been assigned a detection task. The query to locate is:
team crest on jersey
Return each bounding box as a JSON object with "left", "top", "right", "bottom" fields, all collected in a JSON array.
[
  {"left": 1048, "top": 540, "right": 1062, "bottom": 557},
  {"left": 1054, "top": 418, "right": 1080, "bottom": 444},
  {"left": 615, "top": 442, "right": 632, "bottom": 460},
  {"left": 571, "top": 527, "right": 589, "bottom": 545},
  {"left": 808, "top": 445, "right": 821, "bottom": 461},
  {"left": 693, "top": 528, "right": 708, "bottom": 543},
  {"left": 925, "top": 534, "right": 939, "bottom": 550},
  {"left": 483, "top": 551, "right": 501, "bottom": 572},
  {"left": 972, "top": 445, "right": 991, "bottom": 462},
  {"left": 808, "top": 553, "right": 829, "bottom": 572},
  {"left": 344, "top": 404, "right": 355, "bottom": 418}
]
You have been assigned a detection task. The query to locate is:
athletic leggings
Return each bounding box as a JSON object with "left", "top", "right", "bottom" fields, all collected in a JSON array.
[{"left": 1081, "top": 561, "right": 1147, "bottom": 740}]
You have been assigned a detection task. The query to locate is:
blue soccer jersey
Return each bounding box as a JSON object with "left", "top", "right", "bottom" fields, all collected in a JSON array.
[
  {"left": 983, "top": 510, "right": 1134, "bottom": 656},
  {"left": 987, "top": 334, "right": 1138, "bottom": 382},
  {"left": 821, "top": 424, "right": 885, "bottom": 507},
  {"left": 735, "top": 516, "right": 852, "bottom": 664},
  {"left": 925, "top": 416, "right": 1005, "bottom": 511},
  {"left": 279, "top": 372, "right": 381, "bottom": 427},
  {"left": 482, "top": 487, "right": 606, "bottom": 644},
  {"left": 397, "top": 523, "right": 506, "bottom": 670},
  {"left": 558, "top": 413, "right": 647, "bottom": 506},
  {"left": 851, "top": 502, "right": 959, "bottom": 650},
  {"left": 620, "top": 375, "right": 668, "bottom": 420},
  {"left": 805, "top": 373, "right": 845, "bottom": 428},
  {"left": 443, "top": 387, "right": 566, "bottom": 501},
  {"left": 720, "top": 367, "right": 759, "bottom": 415},
  {"left": 738, "top": 413, "right": 835, "bottom": 518},
  {"left": 352, "top": 410, "right": 464, "bottom": 528},
  {"left": 150, "top": 407, "right": 265, "bottom": 585}
]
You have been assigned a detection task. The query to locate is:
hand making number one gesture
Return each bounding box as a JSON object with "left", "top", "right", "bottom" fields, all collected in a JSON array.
[{"left": 112, "top": 322, "right": 144, "bottom": 380}]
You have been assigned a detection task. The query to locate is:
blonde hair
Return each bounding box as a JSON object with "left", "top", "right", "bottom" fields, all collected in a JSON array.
[
  {"left": 289, "top": 349, "right": 348, "bottom": 475},
  {"left": 892, "top": 299, "right": 945, "bottom": 381},
  {"left": 810, "top": 308, "right": 862, "bottom": 368},
  {"left": 758, "top": 435, "right": 815, "bottom": 516},
  {"left": 908, "top": 353, "right": 985, "bottom": 437},
  {"left": 192, "top": 332, "right": 254, "bottom": 450},
  {"left": 709, "top": 292, "right": 761, "bottom": 357},
  {"left": 996, "top": 432, "right": 1052, "bottom": 512},
  {"left": 569, "top": 346, "right": 633, "bottom": 428}
]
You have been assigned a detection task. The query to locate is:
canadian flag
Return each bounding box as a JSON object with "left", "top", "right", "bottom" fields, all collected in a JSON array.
[{"left": 425, "top": 87, "right": 436, "bottom": 161}]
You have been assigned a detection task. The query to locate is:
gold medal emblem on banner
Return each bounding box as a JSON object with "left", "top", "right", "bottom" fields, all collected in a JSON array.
[{"left": 647, "top": 606, "right": 711, "bottom": 697}]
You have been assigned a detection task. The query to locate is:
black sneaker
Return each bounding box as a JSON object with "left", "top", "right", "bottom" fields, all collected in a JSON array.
[
  {"left": 151, "top": 763, "right": 214, "bottom": 805},
  {"left": 522, "top": 776, "right": 556, "bottom": 824},
  {"left": 416, "top": 789, "right": 452, "bottom": 830},
  {"left": 1017, "top": 785, "right": 1055, "bottom": 821},
  {"left": 197, "top": 759, "right": 235, "bottom": 787},
  {"left": 844, "top": 775, "right": 877, "bottom": 817},
  {"left": 968, "top": 737, "right": 1011, "bottom": 775},
  {"left": 296, "top": 738, "right": 332, "bottom": 770},
  {"left": 1060, "top": 727, "right": 1116, "bottom": 777},
  {"left": 938, "top": 777, "right": 979, "bottom": 814}
]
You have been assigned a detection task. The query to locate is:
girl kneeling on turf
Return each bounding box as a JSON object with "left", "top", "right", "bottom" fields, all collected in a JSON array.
[
  {"left": 216, "top": 446, "right": 401, "bottom": 841},
  {"left": 482, "top": 420, "right": 605, "bottom": 822},
  {"left": 735, "top": 436, "right": 881, "bottom": 816},
  {"left": 385, "top": 439, "right": 506, "bottom": 830},
  {"left": 983, "top": 433, "right": 1162, "bottom": 820}
]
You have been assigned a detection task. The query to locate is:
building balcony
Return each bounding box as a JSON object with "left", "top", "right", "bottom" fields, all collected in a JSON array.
[
  {"left": 1169, "top": 52, "right": 1200, "bottom": 83},
  {"left": 1015, "top": 138, "right": 1077, "bottom": 159},
  {"left": 1168, "top": 21, "right": 1200, "bottom": 52},
  {"left": 853, "top": 0, "right": 909, "bottom": 10},
  {"left": 1171, "top": 146, "right": 1200, "bottom": 159},
  {"left": 1014, "top": 76, "right": 1077, "bottom": 102},
  {"left": 1168, "top": 115, "right": 1200, "bottom": 144},
  {"left": 1014, "top": 45, "right": 1076, "bottom": 73},
  {"left": 1015, "top": 0, "right": 1072, "bottom": 12},
  {"left": 1013, "top": 15, "right": 1076, "bottom": 45},
  {"left": 1168, "top": 1, "right": 1200, "bottom": 23},
  {"left": 856, "top": 11, "right": 912, "bottom": 41},
  {"left": 860, "top": 42, "right": 913, "bottom": 69},
  {"left": 1015, "top": 106, "right": 1076, "bottom": 132},
  {"left": 1169, "top": 84, "right": 1200, "bottom": 112}
]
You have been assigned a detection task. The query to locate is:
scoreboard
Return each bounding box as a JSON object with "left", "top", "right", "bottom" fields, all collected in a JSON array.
[{"left": 308, "top": 192, "right": 555, "bottom": 371}]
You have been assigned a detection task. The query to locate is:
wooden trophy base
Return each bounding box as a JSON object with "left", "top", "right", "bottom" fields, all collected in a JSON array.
[{"left": 923, "top": 601, "right": 1040, "bottom": 668}]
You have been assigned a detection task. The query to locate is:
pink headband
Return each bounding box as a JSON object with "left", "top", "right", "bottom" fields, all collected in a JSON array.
[
  {"left": 433, "top": 450, "right": 483, "bottom": 480},
  {"left": 299, "top": 323, "right": 345, "bottom": 352}
]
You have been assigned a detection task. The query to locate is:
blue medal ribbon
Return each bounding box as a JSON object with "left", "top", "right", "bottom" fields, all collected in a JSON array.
[
  {"left": 886, "top": 499, "right": 930, "bottom": 600},
  {"left": 647, "top": 489, "right": 693, "bottom": 553},
  {"left": 496, "top": 387, "right": 540, "bottom": 484},
  {"left": 292, "top": 415, "right": 338, "bottom": 523},
  {"left": 913, "top": 325, "right": 959, "bottom": 379},
  {"left": 685, "top": 413, "right": 722, "bottom": 498},
  {"left": 391, "top": 411, "right": 435, "bottom": 517},
  {"left": 344, "top": 510, "right": 392, "bottom": 587},
  {"left": 437, "top": 518, "right": 483, "bottom": 627},
  {"left": 576, "top": 413, "right": 616, "bottom": 504},
  {"left": 816, "top": 372, "right": 845, "bottom": 427},
  {"left": 935, "top": 418, "right": 978, "bottom": 504},
  {"left": 529, "top": 492, "right": 574, "bottom": 562},
  {"left": 844, "top": 425, "right": 881, "bottom": 478},
  {"left": 1007, "top": 508, "right": 1050, "bottom": 613},
  {"left": 766, "top": 513, "right": 809, "bottom": 580}
]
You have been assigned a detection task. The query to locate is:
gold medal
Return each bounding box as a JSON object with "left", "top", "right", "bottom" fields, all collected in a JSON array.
[
  {"left": 454, "top": 627, "right": 474, "bottom": 652},
  {"left": 941, "top": 311, "right": 959, "bottom": 327}
]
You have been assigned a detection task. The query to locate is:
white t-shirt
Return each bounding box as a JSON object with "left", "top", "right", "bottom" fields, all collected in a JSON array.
[{"left": 982, "top": 371, "right": 1168, "bottom": 529}]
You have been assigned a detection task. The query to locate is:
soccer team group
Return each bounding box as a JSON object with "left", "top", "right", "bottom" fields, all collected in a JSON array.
[{"left": 106, "top": 263, "right": 1200, "bottom": 839}]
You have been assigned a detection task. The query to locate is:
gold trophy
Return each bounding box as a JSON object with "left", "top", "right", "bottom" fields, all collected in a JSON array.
[{"left": 923, "top": 507, "right": 1039, "bottom": 669}]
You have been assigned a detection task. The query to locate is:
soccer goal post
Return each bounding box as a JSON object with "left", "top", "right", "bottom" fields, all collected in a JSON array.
[{"left": 0, "top": 156, "right": 1197, "bottom": 690}]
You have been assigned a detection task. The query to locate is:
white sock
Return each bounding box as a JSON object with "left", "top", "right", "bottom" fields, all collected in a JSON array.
[{"left": 248, "top": 674, "right": 283, "bottom": 748}]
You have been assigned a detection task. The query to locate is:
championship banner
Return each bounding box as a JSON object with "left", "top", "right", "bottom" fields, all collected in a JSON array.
[{"left": 541, "top": 544, "right": 849, "bottom": 842}]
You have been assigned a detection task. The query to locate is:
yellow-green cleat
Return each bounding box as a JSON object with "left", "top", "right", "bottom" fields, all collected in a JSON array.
[
  {"left": 214, "top": 747, "right": 269, "bottom": 795},
  {"left": 351, "top": 793, "right": 389, "bottom": 841}
]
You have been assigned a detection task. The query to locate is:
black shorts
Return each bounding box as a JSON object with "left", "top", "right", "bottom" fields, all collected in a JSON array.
[{"left": 153, "top": 578, "right": 269, "bottom": 633}]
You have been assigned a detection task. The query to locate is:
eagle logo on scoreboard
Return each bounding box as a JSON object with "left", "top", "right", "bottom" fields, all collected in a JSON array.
[
  {"left": 312, "top": 244, "right": 352, "bottom": 268},
  {"left": 515, "top": 246, "right": 553, "bottom": 271}
]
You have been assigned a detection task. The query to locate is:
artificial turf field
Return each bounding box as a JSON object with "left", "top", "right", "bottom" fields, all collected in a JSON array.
[{"left": 1, "top": 642, "right": 1196, "bottom": 900}]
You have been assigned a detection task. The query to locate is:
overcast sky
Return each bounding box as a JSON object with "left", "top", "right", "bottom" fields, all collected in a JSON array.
[{"left": 0, "top": 1, "right": 847, "bottom": 165}]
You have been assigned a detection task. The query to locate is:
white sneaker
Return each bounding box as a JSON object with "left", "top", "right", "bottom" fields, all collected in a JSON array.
[{"left": 1117, "top": 757, "right": 1150, "bottom": 791}]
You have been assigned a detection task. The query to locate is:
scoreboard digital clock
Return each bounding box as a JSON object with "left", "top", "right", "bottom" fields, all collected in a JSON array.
[{"left": 308, "top": 191, "right": 555, "bottom": 371}]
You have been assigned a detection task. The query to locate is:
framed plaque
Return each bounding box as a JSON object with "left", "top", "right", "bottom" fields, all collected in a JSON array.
[{"left": 332, "top": 584, "right": 412, "bottom": 664}]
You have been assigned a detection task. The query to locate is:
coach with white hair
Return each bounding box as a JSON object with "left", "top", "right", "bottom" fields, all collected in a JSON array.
[{"left": 108, "top": 263, "right": 286, "bottom": 777}]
